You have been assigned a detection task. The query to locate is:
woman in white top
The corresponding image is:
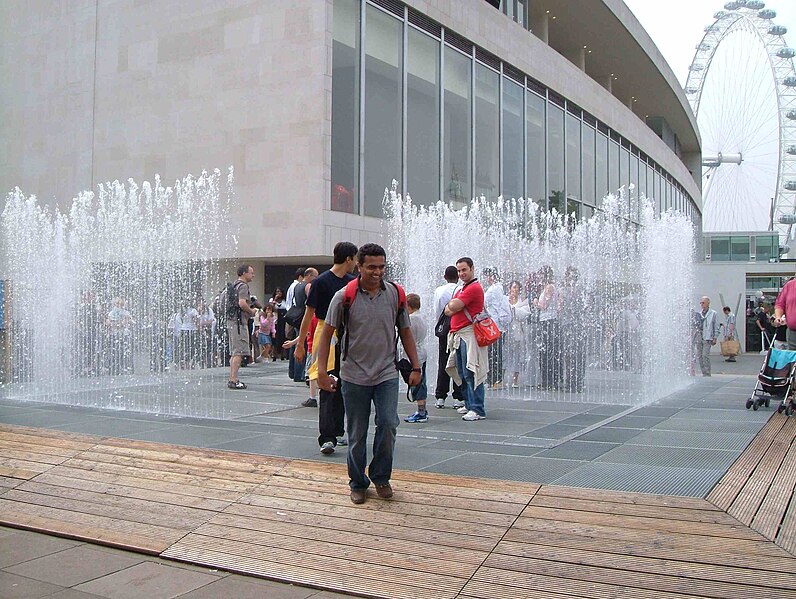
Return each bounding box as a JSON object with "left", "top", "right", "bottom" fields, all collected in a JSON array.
[
  {"left": 534, "top": 271, "right": 562, "bottom": 390},
  {"left": 505, "top": 281, "right": 530, "bottom": 388}
]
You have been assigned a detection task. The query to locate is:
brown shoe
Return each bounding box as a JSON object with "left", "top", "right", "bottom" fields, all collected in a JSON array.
[
  {"left": 350, "top": 489, "right": 366, "bottom": 504},
  {"left": 375, "top": 483, "right": 393, "bottom": 499}
]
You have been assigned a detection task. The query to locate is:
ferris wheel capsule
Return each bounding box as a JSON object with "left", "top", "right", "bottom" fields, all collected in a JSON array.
[
  {"left": 697, "top": 43, "right": 713, "bottom": 51},
  {"left": 689, "top": 63, "right": 706, "bottom": 71},
  {"left": 747, "top": 1, "right": 765, "bottom": 8},
  {"left": 787, "top": 145, "right": 796, "bottom": 155},
  {"left": 685, "top": 86, "right": 699, "bottom": 94},
  {"left": 770, "top": 25, "right": 787, "bottom": 36},
  {"left": 714, "top": 11, "right": 726, "bottom": 18},
  {"left": 785, "top": 181, "right": 796, "bottom": 191},
  {"left": 787, "top": 111, "right": 796, "bottom": 120},
  {"left": 724, "top": 1, "right": 740, "bottom": 9},
  {"left": 777, "top": 48, "right": 796, "bottom": 59},
  {"left": 758, "top": 9, "right": 776, "bottom": 19},
  {"left": 784, "top": 76, "right": 796, "bottom": 87}
]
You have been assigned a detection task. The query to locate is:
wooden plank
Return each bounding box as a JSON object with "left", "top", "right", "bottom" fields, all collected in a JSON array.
[
  {"left": 0, "top": 424, "right": 102, "bottom": 446},
  {"left": 484, "top": 553, "right": 792, "bottom": 599},
  {"left": 250, "top": 483, "right": 521, "bottom": 526},
  {"left": 469, "top": 566, "right": 707, "bottom": 599},
  {"left": 458, "top": 579, "right": 580, "bottom": 599},
  {"left": 0, "top": 446, "right": 74, "bottom": 466},
  {"left": 0, "top": 438, "right": 88, "bottom": 458},
  {"left": 239, "top": 492, "right": 510, "bottom": 540},
  {"left": 0, "top": 457, "right": 58, "bottom": 475},
  {"left": 777, "top": 498, "right": 796, "bottom": 556},
  {"left": 222, "top": 502, "right": 499, "bottom": 552},
  {"left": 491, "top": 539, "right": 796, "bottom": 590},
  {"left": 0, "top": 465, "right": 42, "bottom": 480},
  {"left": 502, "top": 526, "right": 789, "bottom": 572},
  {"left": 752, "top": 438, "right": 796, "bottom": 540},
  {"left": 539, "top": 484, "right": 721, "bottom": 511},
  {"left": 707, "top": 415, "right": 787, "bottom": 510},
  {"left": 510, "top": 513, "right": 787, "bottom": 558},
  {"left": 529, "top": 494, "right": 739, "bottom": 525},
  {"left": 519, "top": 504, "right": 766, "bottom": 541}
]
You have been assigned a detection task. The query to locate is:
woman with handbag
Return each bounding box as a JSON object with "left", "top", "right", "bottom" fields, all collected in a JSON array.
[{"left": 721, "top": 306, "right": 740, "bottom": 362}]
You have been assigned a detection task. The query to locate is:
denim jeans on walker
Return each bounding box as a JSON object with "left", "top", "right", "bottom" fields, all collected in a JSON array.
[
  {"left": 341, "top": 377, "right": 400, "bottom": 490},
  {"left": 455, "top": 338, "right": 486, "bottom": 416}
]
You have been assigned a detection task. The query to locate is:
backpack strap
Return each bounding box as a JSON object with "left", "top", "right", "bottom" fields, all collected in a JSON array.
[{"left": 340, "top": 278, "right": 360, "bottom": 362}]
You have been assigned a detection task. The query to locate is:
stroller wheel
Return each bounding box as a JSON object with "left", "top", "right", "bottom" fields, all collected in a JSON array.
[
  {"left": 778, "top": 403, "right": 786, "bottom": 414},
  {"left": 753, "top": 401, "right": 760, "bottom": 411},
  {"left": 765, "top": 397, "right": 771, "bottom": 408},
  {"left": 746, "top": 399, "right": 753, "bottom": 410}
]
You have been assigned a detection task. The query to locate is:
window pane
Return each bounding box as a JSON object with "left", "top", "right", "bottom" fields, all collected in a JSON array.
[
  {"left": 731, "top": 237, "right": 750, "bottom": 261},
  {"left": 566, "top": 113, "right": 581, "bottom": 203},
  {"left": 526, "top": 91, "right": 545, "bottom": 202},
  {"left": 363, "top": 6, "right": 402, "bottom": 217},
  {"left": 547, "top": 103, "right": 564, "bottom": 212},
  {"left": 596, "top": 133, "right": 608, "bottom": 205},
  {"left": 331, "top": 0, "right": 359, "bottom": 213},
  {"left": 711, "top": 237, "right": 730, "bottom": 261},
  {"left": 620, "top": 146, "right": 629, "bottom": 214},
  {"left": 407, "top": 28, "right": 440, "bottom": 206},
  {"left": 444, "top": 46, "right": 471, "bottom": 207},
  {"left": 608, "top": 140, "right": 619, "bottom": 196},
  {"left": 582, "top": 125, "right": 595, "bottom": 206},
  {"left": 475, "top": 64, "right": 499, "bottom": 199},
  {"left": 630, "top": 155, "right": 639, "bottom": 220},
  {"left": 502, "top": 77, "right": 524, "bottom": 199},
  {"left": 582, "top": 204, "right": 594, "bottom": 220}
]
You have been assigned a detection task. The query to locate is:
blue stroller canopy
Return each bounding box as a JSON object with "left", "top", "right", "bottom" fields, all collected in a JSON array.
[{"left": 767, "top": 348, "right": 796, "bottom": 370}]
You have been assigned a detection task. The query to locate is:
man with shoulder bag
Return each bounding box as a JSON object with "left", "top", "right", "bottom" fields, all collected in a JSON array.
[{"left": 432, "top": 266, "right": 464, "bottom": 409}]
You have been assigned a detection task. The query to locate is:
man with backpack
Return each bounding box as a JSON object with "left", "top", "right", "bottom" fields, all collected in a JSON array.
[
  {"left": 317, "top": 243, "right": 422, "bottom": 504},
  {"left": 226, "top": 264, "right": 256, "bottom": 389}
]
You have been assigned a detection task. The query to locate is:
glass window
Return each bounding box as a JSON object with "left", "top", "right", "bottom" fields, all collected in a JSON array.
[
  {"left": 756, "top": 236, "right": 776, "bottom": 262},
  {"left": 565, "top": 113, "right": 581, "bottom": 203},
  {"left": 608, "top": 140, "right": 619, "bottom": 197},
  {"left": 330, "top": 0, "right": 360, "bottom": 213},
  {"left": 710, "top": 237, "right": 730, "bottom": 261},
  {"left": 474, "top": 64, "right": 499, "bottom": 199},
  {"left": 582, "top": 125, "right": 595, "bottom": 206},
  {"left": 596, "top": 133, "right": 608, "bottom": 205},
  {"left": 502, "top": 77, "right": 524, "bottom": 199},
  {"left": 566, "top": 198, "right": 581, "bottom": 219},
  {"left": 731, "top": 236, "right": 750, "bottom": 261},
  {"left": 630, "top": 155, "right": 639, "bottom": 220},
  {"left": 654, "top": 171, "right": 662, "bottom": 213},
  {"left": 444, "top": 46, "right": 471, "bottom": 207},
  {"left": 547, "top": 103, "right": 565, "bottom": 212},
  {"left": 526, "top": 91, "right": 545, "bottom": 202},
  {"left": 637, "top": 159, "right": 646, "bottom": 205},
  {"left": 363, "top": 5, "right": 402, "bottom": 217},
  {"left": 407, "top": 27, "right": 440, "bottom": 206},
  {"left": 582, "top": 204, "right": 594, "bottom": 221}
]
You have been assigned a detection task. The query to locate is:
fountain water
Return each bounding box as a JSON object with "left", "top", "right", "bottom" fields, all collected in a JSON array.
[
  {"left": 385, "top": 186, "right": 695, "bottom": 405},
  {"left": 0, "top": 168, "right": 243, "bottom": 417}
]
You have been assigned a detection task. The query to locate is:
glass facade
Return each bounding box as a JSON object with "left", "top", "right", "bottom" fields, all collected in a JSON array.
[
  {"left": 330, "top": 0, "right": 699, "bottom": 226},
  {"left": 707, "top": 233, "right": 779, "bottom": 262}
]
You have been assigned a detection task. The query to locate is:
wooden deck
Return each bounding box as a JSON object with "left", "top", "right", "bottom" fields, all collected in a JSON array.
[
  {"left": 1, "top": 421, "right": 796, "bottom": 599},
  {"left": 707, "top": 412, "right": 796, "bottom": 555}
]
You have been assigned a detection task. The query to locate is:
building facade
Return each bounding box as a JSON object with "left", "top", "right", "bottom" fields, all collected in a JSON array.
[{"left": 1, "top": 0, "right": 702, "bottom": 294}]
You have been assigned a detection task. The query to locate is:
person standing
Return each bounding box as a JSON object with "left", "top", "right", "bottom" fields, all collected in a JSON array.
[
  {"left": 756, "top": 304, "right": 775, "bottom": 351},
  {"left": 432, "top": 266, "right": 463, "bottom": 409},
  {"left": 482, "top": 267, "right": 512, "bottom": 390},
  {"left": 775, "top": 278, "right": 796, "bottom": 349},
  {"left": 444, "top": 257, "right": 489, "bottom": 421},
  {"left": 227, "top": 264, "right": 256, "bottom": 389},
  {"left": 285, "top": 267, "right": 305, "bottom": 379},
  {"left": 722, "top": 306, "right": 737, "bottom": 362},
  {"left": 317, "top": 243, "right": 421, "bottom": 504},
  {"left": 535, "top": 270, "right": 562, "bottom": 389},
  {"left": 403, "top": 293, "right": 430, "bottom": 423},
  {"left": 288, "top": 267, "right": 317, "bottom": 381},
  {"left": 695, "top": 296, "right": 720, "bottom": 377},
  {"left": 293, "top": 242, "right": 358, "bottom": 449}
]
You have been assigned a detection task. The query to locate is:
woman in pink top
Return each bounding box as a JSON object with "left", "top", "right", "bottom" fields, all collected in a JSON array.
[
  {"left": 258, "top": 304, "right": 278, "bottom": 361},
  {"left": 774, "top": 278, "right": 796, "bottom": 349}
]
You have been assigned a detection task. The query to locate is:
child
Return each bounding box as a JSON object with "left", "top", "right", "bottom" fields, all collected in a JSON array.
[
  {"left": 404, "top": 293, "right": 429, "bottom": 423},
  {"left": 258, "top": 304, "right": 277, "bottom": 361}
]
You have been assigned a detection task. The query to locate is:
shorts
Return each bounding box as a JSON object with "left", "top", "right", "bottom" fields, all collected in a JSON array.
[
  {"left": 306, "top": 319, "right": 337, "bottom": 381},
  {"left": 226, "top": 321, "right": 251, "bottom": 356},
  {"left": 258, "top": 333, "right": 272, "bottom": 346}
]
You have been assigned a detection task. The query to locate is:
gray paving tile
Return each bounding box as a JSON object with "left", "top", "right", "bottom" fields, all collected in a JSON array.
[
  {"left": 653, "top": 418, "right": 767, "bottom": 435},
  {"left": 586, "top": 404, "right": 629, "bottom": 416},
  {"left": 525, "top": 424, "right": 585, "bottom": 439},
  {"left": 557, "top": 413, "right": 612, "bottom": 427},
  {"left": 631, "top": 406, "right": 683, "bottom": 417},
  {"left": 39, "top": 590, "right": 106, "bottom": 599},
  {"left": 423, "top": 454, "right": 583, "bottom": 483},
  {"left": 50, "top": 417, "right": 174, "bottom": 437},
  {"left": 536, "top": 441, "right": 620, "bottom": 461},
  {"left": 422, "top": 419, "right": 540, "bottom": 436},
  {"left": 174, "top": 574, "right": 316, "bottom": 599},
  {"left": 576, "top": 426, "right": 644, "bottom": 443},
  {"left": 75, "top": 561, "right": 220, "bottom": 599},
  {"left": 0, "top": 529, "right": 81, "bottom": 568},
  {"left": 390, "top": 445, "right": 463, "bottom": 470},
  {"left": 607, "top": 415, "right": 668, "bottom": 429},
  {"left": 628, "top": 429, "right": 756, "bottom": 451},
  {"left": 5, "top": 545, "right": 143, "bottom": 587},
  {"left": 0, "top": 410, "right": 106, "bottom": 429},
  {"left": 0, "top": 570, "right": 65, "bottom": 599},
  {"left": 419, "top": 439, "right": 544, "bottom": 456},
  {"left": 597, "top": 444, "right": 740, "bottom": 470},
  {"left": 209, "top": 433, "right": 317, "bottom": 458}
]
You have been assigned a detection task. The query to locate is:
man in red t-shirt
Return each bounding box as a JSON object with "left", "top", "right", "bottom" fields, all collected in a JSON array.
[{"left": 444, "top": 257, "right": 488, "bottom": 421}]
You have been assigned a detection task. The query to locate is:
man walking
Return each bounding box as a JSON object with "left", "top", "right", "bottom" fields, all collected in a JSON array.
[
  {"left": 444, "top": 257, "right": 489, "bottom": 421},
  {"left": 227, "top": 264, "right": 256, "bottom": 389},
  {"left": 482, "top": 267, "right": 511, "bottom": 389},
  {"left": 695, "top": 296, "right": 720, "bottom": 377},
  {"left": 317, "top": 243, "right": 421, "bottom": 504},
  {"left": 286, "top": 267, "right": 305, "bottom": 381},
  {"left": 287, "top": 267, "right": 317, "bottom": 383},
  {"left": 294, "top": 242, "right": 358, "bottom": 450},
  {"left": 432, "top": 266, "right": 463, "bottom": 409}
]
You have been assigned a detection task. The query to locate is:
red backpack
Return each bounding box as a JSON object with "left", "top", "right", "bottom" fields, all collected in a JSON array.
[{"left": 338, "top": 277, "right": 407, "bottom": 361}]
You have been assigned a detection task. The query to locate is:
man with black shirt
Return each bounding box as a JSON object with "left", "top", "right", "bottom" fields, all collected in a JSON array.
[
  {"left": 227, "top": 264, "right": 256, "bottom": 389},
  {"left": 293, "top": 242, "right": 358, "bottom": 453}
]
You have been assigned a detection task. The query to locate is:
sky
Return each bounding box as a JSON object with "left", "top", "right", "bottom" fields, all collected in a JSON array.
[{"left": 624, "top": 0, "right": 796, "bottom": 85}]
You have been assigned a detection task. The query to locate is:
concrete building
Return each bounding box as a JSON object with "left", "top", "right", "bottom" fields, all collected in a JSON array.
[{"left": 1, "top": 0, "right": 702, "bottom": 296}]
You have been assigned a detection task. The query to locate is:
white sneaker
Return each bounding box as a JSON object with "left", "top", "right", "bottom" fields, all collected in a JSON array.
[
  {"left": 462, "top": 410, "right": 485, "bottom": 421},
  {"left": 434, "top": 398, "right": 446, "bottom": 409},
  {"left": 452, "top": 400, "right": 465, "bottom": 409},
  {"left": 456, "top": 406, "right": 469, "bottom": 414},
  {"left": 320, "top": 441, "right": 335, "bottom": 455}
]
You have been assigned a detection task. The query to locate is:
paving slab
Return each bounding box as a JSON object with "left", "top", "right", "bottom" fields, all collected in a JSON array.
[
  {"left": 5, "top": 545, "right": 144, "bottom": 587},
  {"left": 74, "top": 562, "right": 219, "bottom": 599}
]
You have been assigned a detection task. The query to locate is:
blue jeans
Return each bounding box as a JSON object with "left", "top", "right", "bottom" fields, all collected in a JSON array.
[
  {"left": 341, "top": 378, "right": 399, "bottom": 490},
  {"left": 455, "top": 339, "right": 486, "bottom": 416},
  {"left": 410, "top": 362, "right": 427, "bottom": 402}
]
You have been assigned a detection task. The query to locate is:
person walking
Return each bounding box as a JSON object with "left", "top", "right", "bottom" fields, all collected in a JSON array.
[
  {"left": 317, "top": 243, "right": 421, "bottom": 504},
  {"left": 227, "top": 264, "right": 256, "bottom": 389},
  {"left": 432, "top": 266, "right": 464, "bottom": 409},
  {"left": 444, "top": 257, "right": 489, "bottom": 421},
  {"left": 482, "top": 267, "right": 512, "bottom": 390},
  {"left": 695, "top": 296, "right": 720, "bottom": 377},
  {"left": 285, "top": 267, "right": 305, "bottom": 379}
]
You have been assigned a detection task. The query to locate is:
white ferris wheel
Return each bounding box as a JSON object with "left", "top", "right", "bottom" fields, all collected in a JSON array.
[{"left": 686, "top": 1, "right": 796, "bottom": 247}]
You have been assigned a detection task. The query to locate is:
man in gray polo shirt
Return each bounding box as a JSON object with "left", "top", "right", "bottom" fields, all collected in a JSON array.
[{"left": 317, "top": 243, "right": 422, "bottom": 505}]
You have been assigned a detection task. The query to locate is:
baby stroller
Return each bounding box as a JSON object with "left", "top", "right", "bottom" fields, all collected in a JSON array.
[{"left": 746, "top": 345, "right": 796, "bottom": 415}]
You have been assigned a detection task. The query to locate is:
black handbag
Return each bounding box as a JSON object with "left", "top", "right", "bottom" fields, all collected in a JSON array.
[{"left": 434, "top": 311, "right": 451, "bottom": 338}]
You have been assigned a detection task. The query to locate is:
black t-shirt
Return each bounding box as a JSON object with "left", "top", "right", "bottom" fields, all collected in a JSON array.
[
  {"left": 306, "top": 270, "right": 355, "bottom": 320},
  {"left": 757, "top": 311, "right": 774, "bottom": 335}
]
